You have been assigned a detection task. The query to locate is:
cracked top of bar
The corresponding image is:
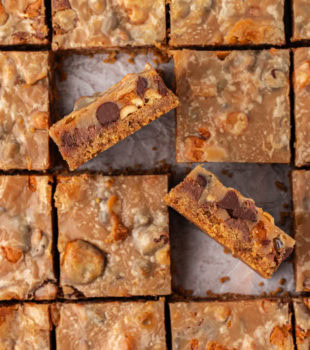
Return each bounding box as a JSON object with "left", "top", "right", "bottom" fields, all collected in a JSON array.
[
  {"left": 52, "top": 0, "right": 166, "bottom": 50},
  {"left": 0, "top": 176, "right": 56, "bottom": 300},
  {"left": 292, "top": 170, "right": 310, "bottom": 292},
  {"left": 55, "top": 174, "right": 171, "bottom": 298},
  {"left": 50, "top": 63, "right": 179, "bottom": 170},
  {"left": 173, "top": 49, "right": 290, "bottom": 163},
  {"left": 54, "top": 300, "right": 166, "bottom": 350},
  {"left": 294, "top": 48, "right": 310, "bottom": 166},
  {"left": 293, "top": 0, "right": 310, "bottom": 40},
  {"left": 0, "top": 0, "right": 48, "bottom": 45},
  {"left": 0, "top": 304, "right": 51, "bottom": 349},
  {"left": 294, "top": 298, "right": 310, "bottom": 349},
  {"left": 165, "top": 166, "right": 295, "bottom": 279},
  {"left": 0, "top": 51, "right": 50, "bottom": 170},
  {"left": 170, "top": 299, "right": 294, "bottom": 349},
  {"left": 170, "top": 0, "right": 285, "bottom": 46}
]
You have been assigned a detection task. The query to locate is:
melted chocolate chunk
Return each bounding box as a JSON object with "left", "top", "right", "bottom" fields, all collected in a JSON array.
[
  {"left": 61, "top": 130, "right": 78, "bottom": 150},
  {"left": 232, "top": 200, "right": 257, "bottom": 222},
  {"left": 96, "top": 102, "right": 120, "bottom": 127},
  {"left": 196, "top": 174, "right": 208, "bottom": 188},
  {"left": 225, "top": 218, "right": 250, "bottom": 242},
  {"left": 156, "top": 77, "right": 168, "bottom": 96},
  {"left": 137, "top": 77, "right": 148, "bottom": 98},
  {"left": 181, "top": 180, "right": 204, "bottom": 201},
  {"left": 218, "top": 191, "right": 240, "bottom": 211}
]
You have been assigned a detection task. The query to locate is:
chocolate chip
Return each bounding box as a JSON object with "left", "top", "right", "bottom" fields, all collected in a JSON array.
[
  {"left": 196, "top": 174, "right": 208, "bottom": 188},
  {"left": 218, "top": 191, "right": 240, "bottom": 211},
  {"left": 282, "top": 247, "right": 293, "bottom": 260},
  {"left": 225, "top": 218, "right": 250, "bottom": 242},
  {"left": 232, "top": 200, "right": 257, "bottom": 222},
  {"left": 180, "top": 180, "right": 204, "bottom": 201},
  {"left": 137, "top": 77, "right": 148, "bottom": 98},
  {"left": 156, "top": 77, "right": 168, "bottom": 96},
  {"left": 61, "top": 130, "right": 78, "bottom": 150},
  {"left": 96, "top": 102, "right": 120, "bottom": 127}
]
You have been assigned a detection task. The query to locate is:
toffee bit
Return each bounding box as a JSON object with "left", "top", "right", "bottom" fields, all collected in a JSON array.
[{"left": 219, "top": 276, "right": 230, "bottom": 284}]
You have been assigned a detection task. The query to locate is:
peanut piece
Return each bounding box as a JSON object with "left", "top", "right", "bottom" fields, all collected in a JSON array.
[
  {"left": 144, "top": 88, "right": 161, "bottom": 103},
  {"left": 120, "top": 105, "right": 138, "bottom": 119}
]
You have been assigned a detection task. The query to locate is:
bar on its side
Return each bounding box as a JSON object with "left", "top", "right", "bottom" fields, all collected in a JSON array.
[
  {"left": 50, "top": 64, "right": 179, "bottom": 170},
  {"left": 164, "top": 165, "right": 295, "bottom": 279}
]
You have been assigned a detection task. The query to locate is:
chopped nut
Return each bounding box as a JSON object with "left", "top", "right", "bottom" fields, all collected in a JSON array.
[
  {"left": 213, "top": 306, "right": 231, "bottom": 322},
  {"left": 1, "top": 246, "right": 23, "bottom": 263},
  {"left": 144, "top": 88, "right": 162, "bottom": 103},
  {"left": 62, "top": 240, "right": 105, "bottom": 285},
  {"left": 184, "top": 136, "right": 207, "bottom": 161},
  {"left": 218, "top": 112, "right": 248, "bottom": 136},
  {"left": 54, "top": 9, "right": 77, "bottom": 33},
  {"left": 131, "top": 97, "right": 144, "bottom": 107},
  {"left": 155, "top": 245, "right": 170, "bottom": 265},
  {"left": 88, "top": 0, "right": 106, "bottom": 13},
  {"left": 295, "top": 61, "right": 310, "bottom": 91},
  {"left": 132, "top": 224, "right": 168, "bottom": 255},
  {"left": 270, "top": 325, "right": 291, "bottom": 346},
  {"left": 0, "top": 3, "right": 8, "bottom": 26},
  {"left": 120, "top": 105, "right": 138, "bottom": 119}
]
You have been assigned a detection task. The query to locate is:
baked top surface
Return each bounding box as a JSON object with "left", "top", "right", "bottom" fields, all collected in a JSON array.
[
  {"left": 55, "top": 300, "right": 166, "bottom": 350},
  {"left": 52, "top": 0, "right": 166, "bottom": 50},
  {"left": 0, "top": 175, "right": 55, "bottom": 300},
  {"left": 0, "top": 51, "right": 50, "bottom": 170},
  {"left": 293, "top": 298, "right": 310, "bottom": 349},
  {"left": 294, "top": 48, "right": 310, "bottom": 167},
  {"left": 293, "top": 0, "right": 310, "bottom": 40},
  {"left": 170, "top": 299, "right": 294, "bottom": 349},
  {"left": 0, "top": 0, "right": 48, "bottom": 45},
  {"left": 55, "top": 174, "right": 171, "bottom": 297},
  {"left": 170, "top": 0, "right": 285, "bottom": 46},
  {"left": 292, "top": 170, "right": 310, "bottom": 292},
  {"left": 174, "top": 49, "right": 291, "bottom": 163},
  {"left": 0, "top": 303, "right": 51, "bottom": 349}
]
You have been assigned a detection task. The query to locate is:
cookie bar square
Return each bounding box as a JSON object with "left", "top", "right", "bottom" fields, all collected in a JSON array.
[
  {"left": 0, "top": 0, "right": 48, "bottom": 46},
  {"left": 52, "top": 0, "right": 166, "bottom": 50},
  {"left": 170, "top": 299, "right": 294, "bottom": 349},
  {"left": 50, "top": 64, "right": 178, "bottom": 170},
  {"left": 294, "top": 298, "right": 310, "bottom": 349},
  {"left": 292, "top": 170, "right": 310, "bottom": 291},
  {"left": 165, "top": 166, "right": 295, "bottom": 279},
  {"left": 294, "top": 48, "right": 310, "bottom": 166},
  {"left": 55, "top": 300, "right": 166, "bottom": 350},
  {"left": 173, "top": 49, "right": 290, "bottom": 163},
  {"left": 170, "top": 0, "right": 285, "bottom": 46},
  {"left": 293, "top": 0, "right": 310, "bottom": 40},
  {"left": 55, "top": 174, "right": 170, "bottom": 298},
  {"left": 0, "top": 51, "right": 50, "bottom": 170},
  {"left": 0, "top": 304, "right": 51, "bottom": 349},
  {"left": 0, "top": 175, "right": 56, "bottom": 300}
]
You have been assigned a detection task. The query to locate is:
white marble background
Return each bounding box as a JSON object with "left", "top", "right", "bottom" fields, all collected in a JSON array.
[{"left": 55, "top": 52, "right": 294, "bottom": 297}]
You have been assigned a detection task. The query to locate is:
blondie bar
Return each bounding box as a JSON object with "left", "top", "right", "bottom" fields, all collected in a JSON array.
[
  {"left": 50, "top": 64, "right": 179, "bottom": 170},
  {"left": 165, "top": 166, "right": 295, "bottom": 278}
]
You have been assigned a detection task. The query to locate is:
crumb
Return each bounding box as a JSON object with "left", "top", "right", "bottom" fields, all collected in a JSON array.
[
  {"left": 283, "top": 203, "right": 289, "bottom": 209},
  {"left": 223, "top": 247, "right": 231, "bottom": 254},
  {"left": 127, "top": 51, "right": 136, "bottom": 64},
  {"left": 173, "top": 286, "right": 193, "bottom": 297},
  {"left": 269, "top": 287, "right": 284, "bottom": 296},
  {"left": 221, "top": 169, "right": 233, "bottom": 178},
  {"left": 206, "top": 290, "right": 216, "bottom": 297},
  {"left": 283, "top": 291, "right": 290, "bottom": 297},
  {"left": 152, "top": 146, "right": 157, "bottom": 151},
  {"left": 279, "top": 278, "right": 286, "bottom": 285},
  {"left": 219, "top": 276, "right": 230, "bottom": 284},
  {"left": 258, "top": 282, "right": 264, "bottom": 287},
  {"left": 260, "top": 291, "right": 267, "bottom": 297},
  {"left": 275, "top": 181, "right": 288, "bottom": 192},
  {"left": 104, "top": 51, "right": 118, "bottom": 64}
]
